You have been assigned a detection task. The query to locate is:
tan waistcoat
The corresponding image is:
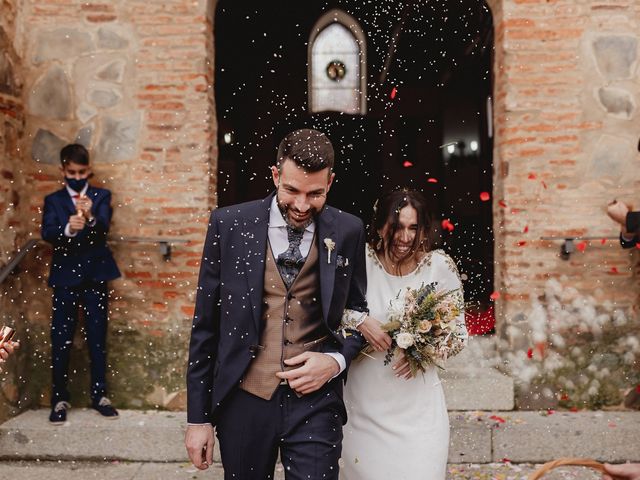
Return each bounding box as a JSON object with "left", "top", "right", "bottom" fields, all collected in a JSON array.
[{"left": 240, "top": 238, "right": 327, "bottom": 400}]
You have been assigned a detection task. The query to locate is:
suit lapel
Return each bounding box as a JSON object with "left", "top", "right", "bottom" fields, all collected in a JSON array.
[
  {"left": 58, "top": 188, "right": 77, "bottom": 216},
  {"left": 243, "top": 195, "right": 271, "bottom": 332},
  {"left": 317, "top": 207, "right": 337, "bottom": 325}
]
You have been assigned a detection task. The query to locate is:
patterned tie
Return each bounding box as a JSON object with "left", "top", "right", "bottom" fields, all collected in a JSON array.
[{"left": 277, "top": 226, "right": 305, "bottom": 288}]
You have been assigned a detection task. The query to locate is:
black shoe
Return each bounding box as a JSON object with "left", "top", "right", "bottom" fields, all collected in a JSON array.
[
  {"left": 49, "top": 401, "right": 70, "bottom": 425},
  {"left": 92, "top": 396, "right": 119, "bottom": 419}
]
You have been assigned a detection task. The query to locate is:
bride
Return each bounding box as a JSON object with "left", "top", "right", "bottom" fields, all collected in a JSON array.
[{"left": 340, "top": 189, "right": 467, "bottom": 480}]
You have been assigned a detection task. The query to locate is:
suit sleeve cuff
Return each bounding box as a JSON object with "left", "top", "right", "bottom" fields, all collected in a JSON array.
[
  {"left": 323, "top": 352, "right": 346, "bottom": 379},
  {"left": 64, "top": 223, "right": 78, "bottom": 237}
]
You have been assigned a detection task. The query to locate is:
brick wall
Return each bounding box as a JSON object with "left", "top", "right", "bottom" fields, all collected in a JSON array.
[
  {"left": 2, "top": 0, "right": 640, "bottom": 417},
  {"left": 7, "top": 0, "right": 217, "bottom": 411},
  {"left": 490, "top": 0, "right": 640, "bottom": 338},
  {"left": 0, "top": 0, "right": 28, "bottom": 423}
]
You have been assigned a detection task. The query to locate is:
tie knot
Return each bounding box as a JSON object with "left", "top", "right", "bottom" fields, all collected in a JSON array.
[{"left": 286, "top": 225, "right": 304, "bottom": 244}]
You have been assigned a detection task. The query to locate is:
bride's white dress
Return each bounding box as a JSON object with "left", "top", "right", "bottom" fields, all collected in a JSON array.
[{"left": 340, "top": 246, "right": 467, "bottom": 480}]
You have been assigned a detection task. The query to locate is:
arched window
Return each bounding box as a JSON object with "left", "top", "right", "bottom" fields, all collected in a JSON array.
[{"left": 308, "top": 9, "right": 367, "bottom": 115}]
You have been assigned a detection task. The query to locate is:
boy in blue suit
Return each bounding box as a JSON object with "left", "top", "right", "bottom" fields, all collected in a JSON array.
[{"left": 41, "top": 144, "right": 121, "bottom": 424}]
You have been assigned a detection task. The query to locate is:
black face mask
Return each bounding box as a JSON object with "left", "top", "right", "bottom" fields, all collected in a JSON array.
[{"left": 66, "top": 177, "right": 88, "bottom": 193}]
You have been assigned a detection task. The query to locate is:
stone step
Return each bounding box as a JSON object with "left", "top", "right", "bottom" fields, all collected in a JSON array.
[
  {"left": 0, "top": 460, "right": 607, "bottom": 480},
  {"left": 441, "top": 334, "right": 515, "bottom": 411},
  {"left": 441, "top": 366, "right": 515, "bottom": 410},
  {"left": 2, "top": 410, "right": 639, "bottom": 465}
]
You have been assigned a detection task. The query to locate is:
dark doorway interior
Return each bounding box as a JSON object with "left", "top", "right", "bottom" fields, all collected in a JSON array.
[{"left": 215, "top": 0, "right": 495, "bottom": 333}]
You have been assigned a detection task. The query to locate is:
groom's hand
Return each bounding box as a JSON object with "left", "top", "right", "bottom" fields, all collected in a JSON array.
[
  {"left": 277, "top": 352, "right": 340, "bottom": 395},
  {"left": 185, "top": 424, "right": 215, "bottom": 470}
]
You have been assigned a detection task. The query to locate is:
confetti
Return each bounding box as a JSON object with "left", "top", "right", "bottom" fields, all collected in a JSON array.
[
  {"left": 479, "top": 191, "right": 490, "bottom": 201},
  {"left": 403, "top": 160, "right": 413, "bottom": 168},
  {"left": 527, "top": 173, "right": 537, "bottom": 179},
  {"left": 427, "top": 177, "right": 438, "bottom": 183},
  {"left": 576, "top": 241, "right": 587, "bottom": 252},
  {"left": 489, "top": 291, "right": 500, "bottom": 301},
  {"left": 441, "top": 219, "right": 454, "bottom": 232},
  {"left": 390, "top": 86, "right": 397, "bottom": 100}
]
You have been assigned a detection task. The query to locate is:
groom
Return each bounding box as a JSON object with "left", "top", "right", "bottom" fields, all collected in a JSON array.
[{"left": 185, "top": 129, "right": 368, "bottom": 479}]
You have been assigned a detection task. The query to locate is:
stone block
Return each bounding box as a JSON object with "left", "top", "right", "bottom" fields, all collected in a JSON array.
[
  {"left": 493, "top": 411, "right": 640, "bottom": 463},
  {"left": 96, "top": 60, "right": 126, "bottom": 83},
  {"left": 597, "top": 87, "right": 635, "bottom": 119},
  {"left": 28, "top": 66, "right": 72, "bottom": 120},
  {"left": 87, "top": 85, "right": 122, "bottom": 108},
  {"left": 584, "top": 134, "right": 636, "bottom": 183},
  {"left": 77, "top": 103, "right": 98, "bottom": 124},
  {"left": 0, "top": 409, "right": 190, "bottom": 462},
  {"left": 0, "top": 50, "right": 20, "bottom": 96},
  {"left": 31, "top": 129, "right": 67, "bottom": 165},
  {"left": 97, "top": 28, "right": 130, "bottom": 50},
  {"left": 96, "top": 112, "right": 141, "bottom": 163},
  {"left": 34, "top": 28, "right": 94, "bottom": 65},
  {"left": 75, "top": 124, "right": 94, "bottom": 148},
  {"left": 592, "top": 35, "right": 638, "bottom": 80},
  {"left": 449, "top": 415, "right": 492, "bottom": 463}
]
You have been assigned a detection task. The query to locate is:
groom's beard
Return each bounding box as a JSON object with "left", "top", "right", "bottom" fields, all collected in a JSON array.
[{"left": 276, "top": 196, "right": 319, "bottom": 230}]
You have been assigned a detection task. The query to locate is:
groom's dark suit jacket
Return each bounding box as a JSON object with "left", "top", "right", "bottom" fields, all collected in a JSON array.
[{"left": 187, "top": 193, "right": 368, "bottom": 425}]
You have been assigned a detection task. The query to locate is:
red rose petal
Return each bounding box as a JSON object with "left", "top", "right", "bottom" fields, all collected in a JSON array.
[
  {"left": 441, "top": 219, "right": 454, "bottom": 232},
  {"left": 560, "top": 393, "right": 569, "bottom": 401},
  {"left": 480, "top": 191, "right": 490, "bottom": 202},
  {"left": 427, "top": 177, "right": 438, "bottom": 183},
  {"left": 576, "top": 241, "right": 587, "bottom": 252},
  {"left": 523, "top": 225, "right": 529, "bottom": 233},
  {"left": 498, "top": 200, "right": 507, "bottom": 208},
  {"left": 517, "top": 240, "right": 527, "bottom": 246},
  {"left": 390, "top": 86, "right": 397, "bottom": 99},
  {"left": 490, "top": 415, "right": 506, "bottom": 423},
  {"left": 527, "top": 348, "right": 533, "bottom": 359},
  {"left": 547, "top": 409, "right": 555, "bottom": 415},
  {"left": 502, "top": 458, "right": 511, "bottom": 464},
  {"left": 489, "top": 291, "right": 500, "bottom": 301},
  {"left": 403, "top": 160, "right": 413, "bottom": 168},
  {"left": 541, "top": 181, "right": 547, "bottom": 189},
  {"left": 610, "top": 267, "right": 619, "bottom": 274},
  {"left": 528, "top": 173, "right": 537, "bottom": 180}
]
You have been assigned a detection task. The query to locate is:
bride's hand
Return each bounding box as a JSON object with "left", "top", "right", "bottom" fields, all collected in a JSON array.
[
  {"left": 392, "top": 352, "right": 413, "bottom": 380},
  {"left": 357, "top": 316, "right": 392, "bottom": 352}
]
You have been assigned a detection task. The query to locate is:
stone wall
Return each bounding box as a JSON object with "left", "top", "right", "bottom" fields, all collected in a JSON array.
[
  {"left": 490, "top": 0, "right": 640, "bottom": 338},
  {"left": 3, "top": 0, "right": 218, "bottom": 413},
  {"left": 2, "top": 0, "right": 640, "bottom": 419},
  {"left": 0, "top": 0, "right": 29, "bottom": 423}
]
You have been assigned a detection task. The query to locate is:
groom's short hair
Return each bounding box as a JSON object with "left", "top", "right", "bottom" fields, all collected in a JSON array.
[{"left": 276, "top": 129, "right": 334, "bottom": 174}]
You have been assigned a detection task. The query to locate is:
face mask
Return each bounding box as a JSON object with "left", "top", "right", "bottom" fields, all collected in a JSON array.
[{"left": 66, "top": 177, "right": 87, "bottom": 193}]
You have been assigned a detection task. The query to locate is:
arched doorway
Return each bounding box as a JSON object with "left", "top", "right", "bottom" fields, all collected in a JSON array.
[{"left": 214, "top": 0, "right": 495, "bottom": 333}]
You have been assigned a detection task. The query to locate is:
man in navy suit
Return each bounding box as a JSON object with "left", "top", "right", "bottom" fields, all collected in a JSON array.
[
  {"left": 185, "top": 129, "right": 368, "bottom": 479},
  {"left": 41, "top": 144, "right": 121, "bottom": 424}
]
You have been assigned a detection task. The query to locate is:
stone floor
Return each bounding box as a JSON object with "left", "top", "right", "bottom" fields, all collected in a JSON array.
[{"left": 0, "top": 461, "right": 603, "bottom": 479}]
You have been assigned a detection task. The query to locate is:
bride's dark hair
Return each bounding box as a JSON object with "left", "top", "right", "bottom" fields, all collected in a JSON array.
[{"left": 368, "top": 189, "right": 432, "bottom": 269}]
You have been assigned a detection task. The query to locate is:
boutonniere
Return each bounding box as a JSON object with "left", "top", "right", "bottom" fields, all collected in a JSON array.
[{"left": 323, "top": 238, "right": 336, "bottom": 264}]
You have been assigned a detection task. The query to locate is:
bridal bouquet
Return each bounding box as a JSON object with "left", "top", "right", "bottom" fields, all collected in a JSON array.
[{"left": 382, "top": 282, "right": 465, "bottom": 375}]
